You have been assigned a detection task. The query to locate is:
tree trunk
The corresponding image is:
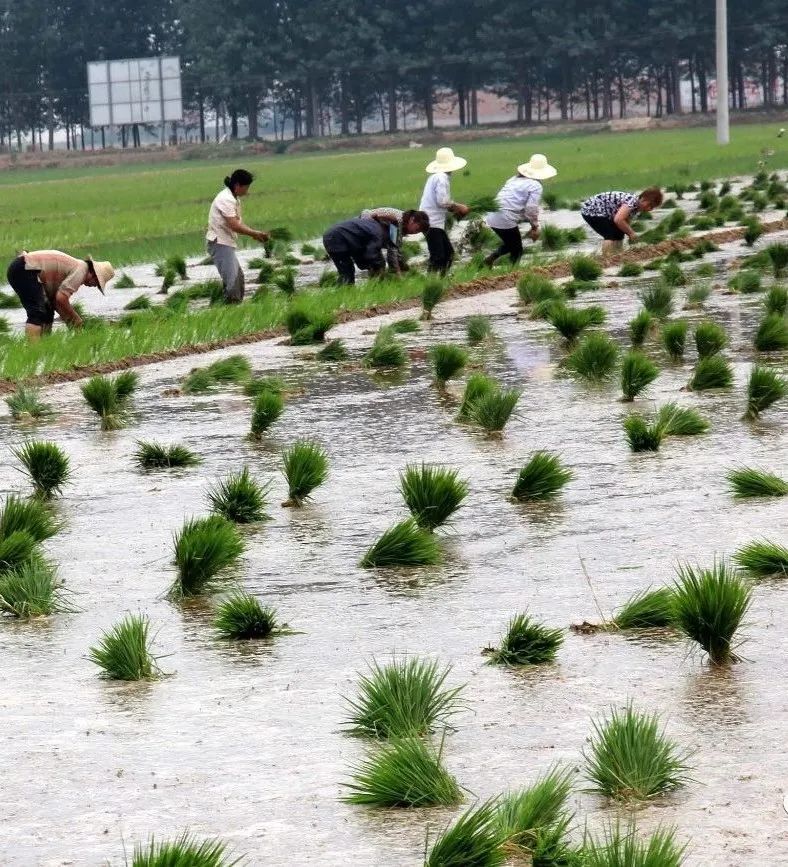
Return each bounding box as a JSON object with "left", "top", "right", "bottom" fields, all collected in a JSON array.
[
  {"left": 247, "top": 91, "right": 259, "bottom": 139},
  {"left": 388, "top": 80, "right": 398, "bottom": 133},
  {"left": 230, "top": 108, "right": 238, "bottom": 139},
  {"left": 617, "top": 71, "right": 626, "bottom": 118},
  {"left": 688, "top": 57, "right": 696, "bottom": 112},
  {"left": 340, "top": 76, "right": 350, "bottom": 135},
  {"left": 585, "top": 79, "right": 591, "bottom": 120},
  {"left": 470, "top": 86, "right": 478, "bottom": 126},
  {"left": 457, "top": 84, "right": 466, "bottom": 127},
  {"left": 672, "top": 58, "right": 682, "bottom": 114},
  {"left": 559, "top": 62, "right": 569, "bottom": 120},
  {"left": 424, "top": 74, "right": 434, "bottom": 130},
  {"left": 198, "top": 94, "right": 205, "bottom": 142},
  {"left": 698, "top": 58, "right": 708, "bottom": 112}
]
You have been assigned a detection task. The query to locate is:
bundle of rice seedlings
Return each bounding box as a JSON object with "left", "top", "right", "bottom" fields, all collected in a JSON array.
[
  {"left": 618, "top": 262, "right": 643, "bottom": 278},
  {"left": 424, "top": 800, "right": 505, "bottom": 867},
  {"left": 80, "top": 372, "right": 137, "bottom": 430},
  {"left": 623, "top": 414, "right": 663, "bottom": 451},
  {"left": 661, "top": 208, "right": 686, "bottom": 233},
  {"left": 206, "top": 355, "right": 251, "bottom": 384},
  {"left": 729, "top": 270, "right": 762, "bottom": 295},
  {"left": 0, "top": 291, "right": 22, "bottom": 308},
  {"left": 527, "top": 816, "right": 580, "bottom": 866},
  {"left": 247, "top": 256, "right": 266, "bottom": 269},
  {"left": 207, "top": 467, "right": 269, "bottom": 524},
  {"left": 660, "top": 262, "right": 686, "bottom": 287},
  {"left": 5, "top": 385, "right": 53, "bottom": 421},
  {"left": 160, "top": 254, "right": 187, "bottom": 280},
  {"left": 243, "top": 375, "right": 285, "bottom": 397},
  {"left": 345, "top": 657, "right": 464, "bottom": 738},
  {"left": 495, "top": 766, "right": 573, "bottom": 854},
  {"left": 629, "top": 310, "right": 654, "bottom": 347},
  {"left": 661, "top": 321, "right": 688, "bottom": 361},
  {"left": 131, "top": 832, "right": 235, "bottom": 867},
  {"left": 584, "top": 703, "right": 690, "bottom": 801},
  {"left": 689, "top": 355, "right": 732, "bottom": 390},
  {"left": 612, "top": 587, "right": 675, "bottom": 629},
  {"left": 134, "top": 441, "right": 201, "bottom": 469},
  {"left": 123, "top": 293, "right": 149, "bottom": 310},
  {"left": 468, "top": 387, "right": 521, "bottom": 434},
  {"left": 13, "top": 440, "right": 70, "bottom": 499},
  {"left": 754, "top": 313, "right": 788, "bottom": 351},
  {"left": 342, "top": 736, "right": 462, "bottom": 806},
  {"left": 566, "top": 332, "right": 619, "bottom": 381},
  {"left": 531, "top": 297, "right": 562, "bottom": 320},
  {"left": 539, "top": 224, "right": 569, "bottom": 251},
  {"left": 655, "top": 402, "right": 709, "bottom": 436},
  {"left": 765, "top": 286, "right": 788, "bottom": 316},
  {"left": 485, "top": 612, "right": 563, "bottom": 665},
  {"left": 511, "top": 451, "right": 572, "bottom": 501},
  {"left": 0, "top": 559, "right": 69, "bottom": 618},
  {"left": 620, "top": 352, "right": 658, "bottom": 401},
  {"left": 684, "top": 283, "right": 711, "bottom": 308},
  {"left": 214, "top": 591, "right": 284, "bottom": 639},
  {"left": 400, "top": 464, "right": 469, "bottom": 531},
  {"left": 456, "top": 373, "right": 496, "bottom": 421},
  {"left": 364, "top": 329, "right": 408, "bottom": 369},
  {"left": 257, "top": 260, "right": 277, "bottom": 282},
  {"left": 726, "top": 467, "right": 787, "bottom": 498},
  {"left": 672, "top": 559, "right": 750, "bottom": 664},
  {"left": 745, "top": 364, "right": 786, "bottom": 418},
  {"left": 360, "top": 518, "right": 442, "bottom": 568},
  {"left": 159, "top": 266, "right": 178, "bottom": 294},
  {"left": 250, "top": 390, "right": 284, "bottom": 442},
  {"left": 429, "top": 344, "right": 469, "bottom": 387},
  {"left": 549, "top": 304, "right": 606, "bottom": 341},
  {"left": 517, "top": 271, "right": 560, "bottom": 305},
  {"left": 582, "top": 821, "right": 686, "bottom": 867},
  {"left": 317, "top": 338, "right": 348, "bottom": 361},
  {"left": 391, "top": 318, "right": 421, "bottom": 334},
  {"left": 733, "top": 540, "right": 788, "bottom": 578},
  {"left": 639, "top": 283, "right": 674, "bottom": 318},
  {"left": 466, "top": 315, "right": 493, "bottom": 345},
  {"left": 0, "top": 494, "right": 61, "bottom": 542},
  {"left": 0, "top": 530, "right": 40, "bottom": 575},
  {"left": 286, "top": 306, "right": 336, "bottom": 345},
  {"left": 691, "top": 239, "right": 719, "bottom": 258},
  {"left": 570, "top": 255, "right": 602, "bottom": 282},
  {"left": 170, "top": 515, "right": 245, "bottom": 598},
  {"left": 273, "top": 268, "right": 296, "bottom": 296},
  {"left": 742, "top": 217, "right": 764, "bottom": 246},
  {"left": 422, "top": 279, "right": 445, "bottom": 319},
  {"left": 282, "top": 440, "right": 329, "bottom": 505},
  {"left": 89, "top": 613, "right": 161, "bottom": 681},
  {"left": 182, "top": 368, "right": 213, "bottom": 394}
]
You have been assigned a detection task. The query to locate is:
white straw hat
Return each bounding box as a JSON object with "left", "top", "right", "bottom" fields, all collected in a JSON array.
[
  {"left": 518, "top": 154, "right": 557, "bottom": 180},
  {"left": 426, "top": 147, "right": 467, "bottom": 174},
  {"left": 87, "top": 258, "right": 115, "bottom": 294}
]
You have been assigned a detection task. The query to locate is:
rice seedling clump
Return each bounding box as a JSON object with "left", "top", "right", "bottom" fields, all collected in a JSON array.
[
  {"left": 131, "top": 832, "right": 234, "bottom": 866},
  {"left": 0, "top": 531, "right": 38, "bottom": 572},
  {"left": 421, "top": 279, "right": 445, "bottom": 318},
  {"left": 468, "top": 386, "right": 521, "bottom": 434},
  {"left": 764, "top": 286, "right": 788, "bottom": 316},
  {"left": 566, "top": 332, "right": 619, "bottom": 381},
  {"left": 317, "top": 338, "right": 348, "bottom": 361},
  {"left": 623, "top": 414, "right": 663, "bottom": 452},
  {"left": 582, "top": 821, "right": 686, "bottom": 867},
  {"left": 13, "top": 440, "right": 70, "bottom": 499},
  {"left": 619, "top": 262, "right": 643, "bottom": 277},
  {"left": 570, "top": 254, "right": 602, "bottom": 282},
  {"left": 214, "top": 592, "right": 283, "bottom": 639},
  {"left": 754, "top": 313, "right": 788, "bottom": 351},
  {"left": 689, "top": 355, "right": 732, "bottom": 391},
  {"left": 694, "top": 321, "right": 727, "bottom": 358},
  {"left": 485, "top": 612, "right": 563, "bottom": 666},
  {"left": 733, "top": 540, "right": 788, "bottom": 578},
  {"left": 399, "top": 464, "right": 469, "bottom": 531},
  {"left": 390, "top": 318, "right": 421, "bottom": 334},
  {"left": 5, "top": 385, "right": 53, "bottom": 421},
  {"left": 620, "top": 352, "right": 659, "bottom": 401},
  {"left": 429, "top": 344, "right": 469, "bottom": 386},
  {"left": 170, "top": 515, "right": 245, "bottom": 598},
  {"left": 745, "top": 365, "right": 786, "bottom": 418},
  {"left": 364, "top": 329, "right": 407, "bottom": 369},
  {"left": 613, "top": 587, "right": 675, "bottom": 629},
  {"left": 549, "top": 304, "right": 605, "bottom": 341},
  {"left": 466, "top": 315, "right": 493, "bottom": 344},
  {"left": 518, "top": 271, "right": 560, "bottom": 305},
  {"left": 424, "top": 801, "right": 505, "bottom": 867},
  {"left": 655, "top": 403, "right": 709, "bottom": 437},
  {"left": 207, "top": 467, "right": 269, "bottom": 523},
  {"left": 250, "top": 389, "right": 285, "bottom": 439},
  {"left": 345, "top": 657, "right": 464, "bottom": 738},
  {"left": 584, "top": 703, "right": 691, "bottom": 801},
  {"left": 511, "top": 451, "right": 572, "bottom": 501},
  {"left": 456, "top": 373, "right": 496, "bottom": 421},
  {"left": 123, "top": 293, "right": 149, "bottom": 310},
  {"left": 360, "top": 518, "right": 442, "bottom": 568},
  {"left": 0, "top": 494, "right": 61, "bottom": 542},
  {"left": 89, "top": 613, "right": 160, "bottom": 681},
  {"left": 661, "top": 320, "right": 688, "bottom": 361},
  {"left": 660, "top": 261, "right": 686, "bottom": 287},
  {"left": 134, "top": 441, "right": 201, "bottom": 469},
  {"left": 81, "top": 371, "right": 138, "bottom": 430},
  {"left": 281, "top": 440, "right": 329, "bottom": 506},
  {"left": 342, "top": 736, "right": 462, "bottom": 807},
  {"left": 629, "top": 310, "right": 654, "bottom": 347},
  {"left": 684, "top": 283, "right": 711, "bottom": 308},
  {"left": 726, "top": 467, "right": 787, "bottom": 498},
  {"left": 729, "top": 270, "right": 762, "bottom": 294},
  {"left": 672, "top": 559, "right": 750, "bottom": 664},
  {"left": 639, "top": 283, "right": 674, "bottom": 318},
  {"left": 0, "top": 559, "right": 68, "bottom": 618}
]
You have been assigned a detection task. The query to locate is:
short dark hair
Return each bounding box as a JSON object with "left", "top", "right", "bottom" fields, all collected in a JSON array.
[
  {"left": 225, "top": 169, "right": 254, "bottom": 191},
  {"left": 403, "top": 209, "right": 430, "bottom": 232},
  {"left": 639, "top": 186, "right": 663, "bottom": 208}
]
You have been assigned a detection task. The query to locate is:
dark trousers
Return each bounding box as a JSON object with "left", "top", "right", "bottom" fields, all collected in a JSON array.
[
  {"left": 326, "top": 250, "right": 357, "bottom": 285},
  {"left": 426, "top": 228, "right": 454, "bottom": 275},
  {"left": 6, "top": 256, "right": 54, "bottom": 326},
  {"left": 488, "top": 227, "right": 523, "bottom": 264}
]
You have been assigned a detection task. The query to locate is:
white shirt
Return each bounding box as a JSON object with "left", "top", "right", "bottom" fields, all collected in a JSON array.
[
  {"left": 485, "top": 176, "right": 543, "bottom": 230},
  {"left": 419, "top": 173, "right": 453, "bottom": 230},
  {"left": 206, "top": 187, "right": 241, "bottom": 247}
]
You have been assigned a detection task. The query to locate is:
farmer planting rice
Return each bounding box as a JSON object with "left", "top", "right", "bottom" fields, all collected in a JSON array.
[
  {"left": 206, "top": 168, "right": 270, "bottom": 303},
  {"left": 5, "top": 250, "right": 114, "bottom": 340},
  {"left": 419, "top": 147, "right": 470, "bottom": 274},
  {"left": 581, "top": 186, "right": 664, "bottom": 256},
  {"left": 358, "top": 207, "right": 431, "bottom": 273},
  {"left": 322, "top": 216, "right": 394, "bottom": 284},
  {"left": 484, "top": 153, "right": 558, "bottom": 266}
]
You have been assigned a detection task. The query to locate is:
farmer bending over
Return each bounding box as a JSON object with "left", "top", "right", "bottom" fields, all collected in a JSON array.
[
  {"left": 206, "top": 168, "right": 270, "bottom": 303},
  {"left": 419, "top": 148, "right": 469, "bottom": 275},
  {"left": 358, "top": 208, "right": 430, "bottom": 273},
  {"left": 322, "top": 217, "right": 393, "bottom": 285},
  {"left": 5, "top": 250, "right": 114, "bottom": 340},
  {"left": 580, "top": 187, "right": 663, "bottom": 257}
]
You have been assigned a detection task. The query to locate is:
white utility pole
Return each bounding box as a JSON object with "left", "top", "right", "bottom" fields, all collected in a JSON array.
[{"left": 716, "top": 0, "right": 730, "bottom": 144}]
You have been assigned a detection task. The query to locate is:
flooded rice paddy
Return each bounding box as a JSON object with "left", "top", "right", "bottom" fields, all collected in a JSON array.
[{"left": 0, "top": 235, "right": 787, "bottom": 866}]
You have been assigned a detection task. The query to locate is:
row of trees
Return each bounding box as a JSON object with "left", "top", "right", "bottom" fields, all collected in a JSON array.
[{"left": 0, "top": 0, "right": 786, "bottom": 148}]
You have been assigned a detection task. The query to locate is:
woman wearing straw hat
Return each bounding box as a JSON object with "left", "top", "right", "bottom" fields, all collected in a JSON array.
[
  {"left": 484, "top": 154, "right": 557, "bottom": 267},
  {"left": 5, "top": 250, "right": 114, "bottom": 340},
  {"left": 419, "top": 147, "right": 470, "bottom": 275}
]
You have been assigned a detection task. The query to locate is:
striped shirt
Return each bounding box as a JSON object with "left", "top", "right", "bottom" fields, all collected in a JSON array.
[
  {"left": 23, "top": 250, "right": 89, "bottom": 299},
  {"left": 581, "top": 191, "right": 640, "bottom": 219}
]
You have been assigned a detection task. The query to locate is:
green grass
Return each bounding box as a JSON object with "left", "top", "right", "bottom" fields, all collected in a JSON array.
[
  {"left": 207, "top": 467, "right": 269, "bottom": 523},
  {"left": 613, "top": 587, "right": 675, "bottom": 629},
  {"left": 13, "top": 440, "right": 70, "bottom": 499},
  {"left": 170, "top": 515, "right": 245, "bottom": 598},
  {"left": 134, "top": 441, "right": 201, "bottom": 469},
  {"left": 623, "top": 414, "right": 664, "bottom": 452},
  {"left": 342, "top": 736, "right": 462, "bottom": 807},
  {"left": 282, "top": 440, "right": 329, "bottom": 505},
  {"left": 429, "top": 344, "right": 469, "bottom": 386},
  {"left": 0, "top": 559, "right": 68, "bottom": 618},
  {"left": 456, "top": 373, "right": 496, "bottom": 422},
  {"left": 80, "top": 371, "right": 138, "bottom": 430},
  {"left": 584, "top": 703, "right": 691, "bottom": 801},
  {"left": 214, "top": 591, "right": 284, "bottom": 639},
  {"left": 468, "top": 386, "right": 521, "bottom": 434},
  {"left": 485, "top": 612, "right": 563, "bottom": 665},
  {"left": 399, "top": 464, "right": 469, "bottom": 531},
  {"left": 621, "top": 352, "right": 659, "bottom": 401},
  {"left": 694, "top": 321, "right": 727, "bottom": 357},
  {"left": 745, "top": 364, "right": 786, "bottom": 418},
  {"left": 344, "top": 657, "right": 464, "bottom": 739},
  {"left": 726, "top": 467, "right": 787, "bottom": 498},
  {"left": 689, "top": 355, "right": 733, "bottom": 391},
  {"left": 629, "top": 310, "right": 654, "bottom": 347},
  {"left": 655, "top": 403, "right": 709, "bottom": 436},
  {"left": 466, "top": 315, "right": 493, "bottom": 345},
  {"left": 131, "top": 832, "right": 239, "bottom": 866},
  {"left": 754, "top": 313, "right": 788, "bottom": 351},
  {"left": 582, "top": 821, "right": 686, "bottom": 867},
  {"left": 5, "top": 385, "right": 53, "bottom": 421},
  {"left": 661, "top": 321, "right": 688, "bottom": 361},
  {"left": 0, "top": 494, "right": 61, "bottom": 542},
  {"left": 360, "top": 518, "right": 443, "bottom": 568},
  {"left": 424, "top": 800, "right": 505, "bottom": 867},
  {"left": 89, "top": 613, "right": 160, "bottom": 681},
  {"left": 511, "top": 451, "right": 572, "bottom": 501},
  {"left": 733, "top": 540, "right": 788, "bottom": 578},
  {"left": 565, "top": 332, "right": 619, "bottom": 381},
  {"left": 672, "top": 559, "right": 750, "bottom": 664},
  {"left": 639, "top": 284, "right": 674, "bottom": 319},
  {"left": 250, "top": 389, "right": 285, "bottom": 439}
]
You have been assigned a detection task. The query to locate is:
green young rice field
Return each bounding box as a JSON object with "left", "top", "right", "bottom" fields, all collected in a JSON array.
[{"left": 0, "top": 122, "right": 786, "bottom": 266}]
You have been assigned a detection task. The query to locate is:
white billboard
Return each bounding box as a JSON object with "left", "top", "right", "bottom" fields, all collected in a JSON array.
[{"left": 88, "top": 56, "right": 182, "bottom": 127}]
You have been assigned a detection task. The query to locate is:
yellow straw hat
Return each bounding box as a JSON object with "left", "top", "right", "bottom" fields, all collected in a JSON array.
[
  {"left": 517, "top": 154, "right": 557, "bottom": 180},
  {"left": 87, "top": 258, "right": 115, "bottom": 294},
  {"left": 426, "top": 147, "right": 467, "bottom": 174}
]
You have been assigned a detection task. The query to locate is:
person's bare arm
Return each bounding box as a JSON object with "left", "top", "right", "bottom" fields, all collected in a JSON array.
[
  {"left": 225, "top": 216, "right": 269, "bottom": 242},
  {"left": 613, "top": 204, "right": 637, "bottom": 240},
  {"left": 53, "top": 290, "right": 82, "bottom": 328}
]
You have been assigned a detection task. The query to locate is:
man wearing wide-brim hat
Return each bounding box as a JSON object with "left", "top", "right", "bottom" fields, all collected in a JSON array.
[
  {"left": 419, "top": 147, "right": 470, "bottom": 275},
  {"left": 484, "top": 154, "right": 557, "bottom": 267},
  {"left": 5, "top": 249, "right": 114, "bottom": 339}
]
